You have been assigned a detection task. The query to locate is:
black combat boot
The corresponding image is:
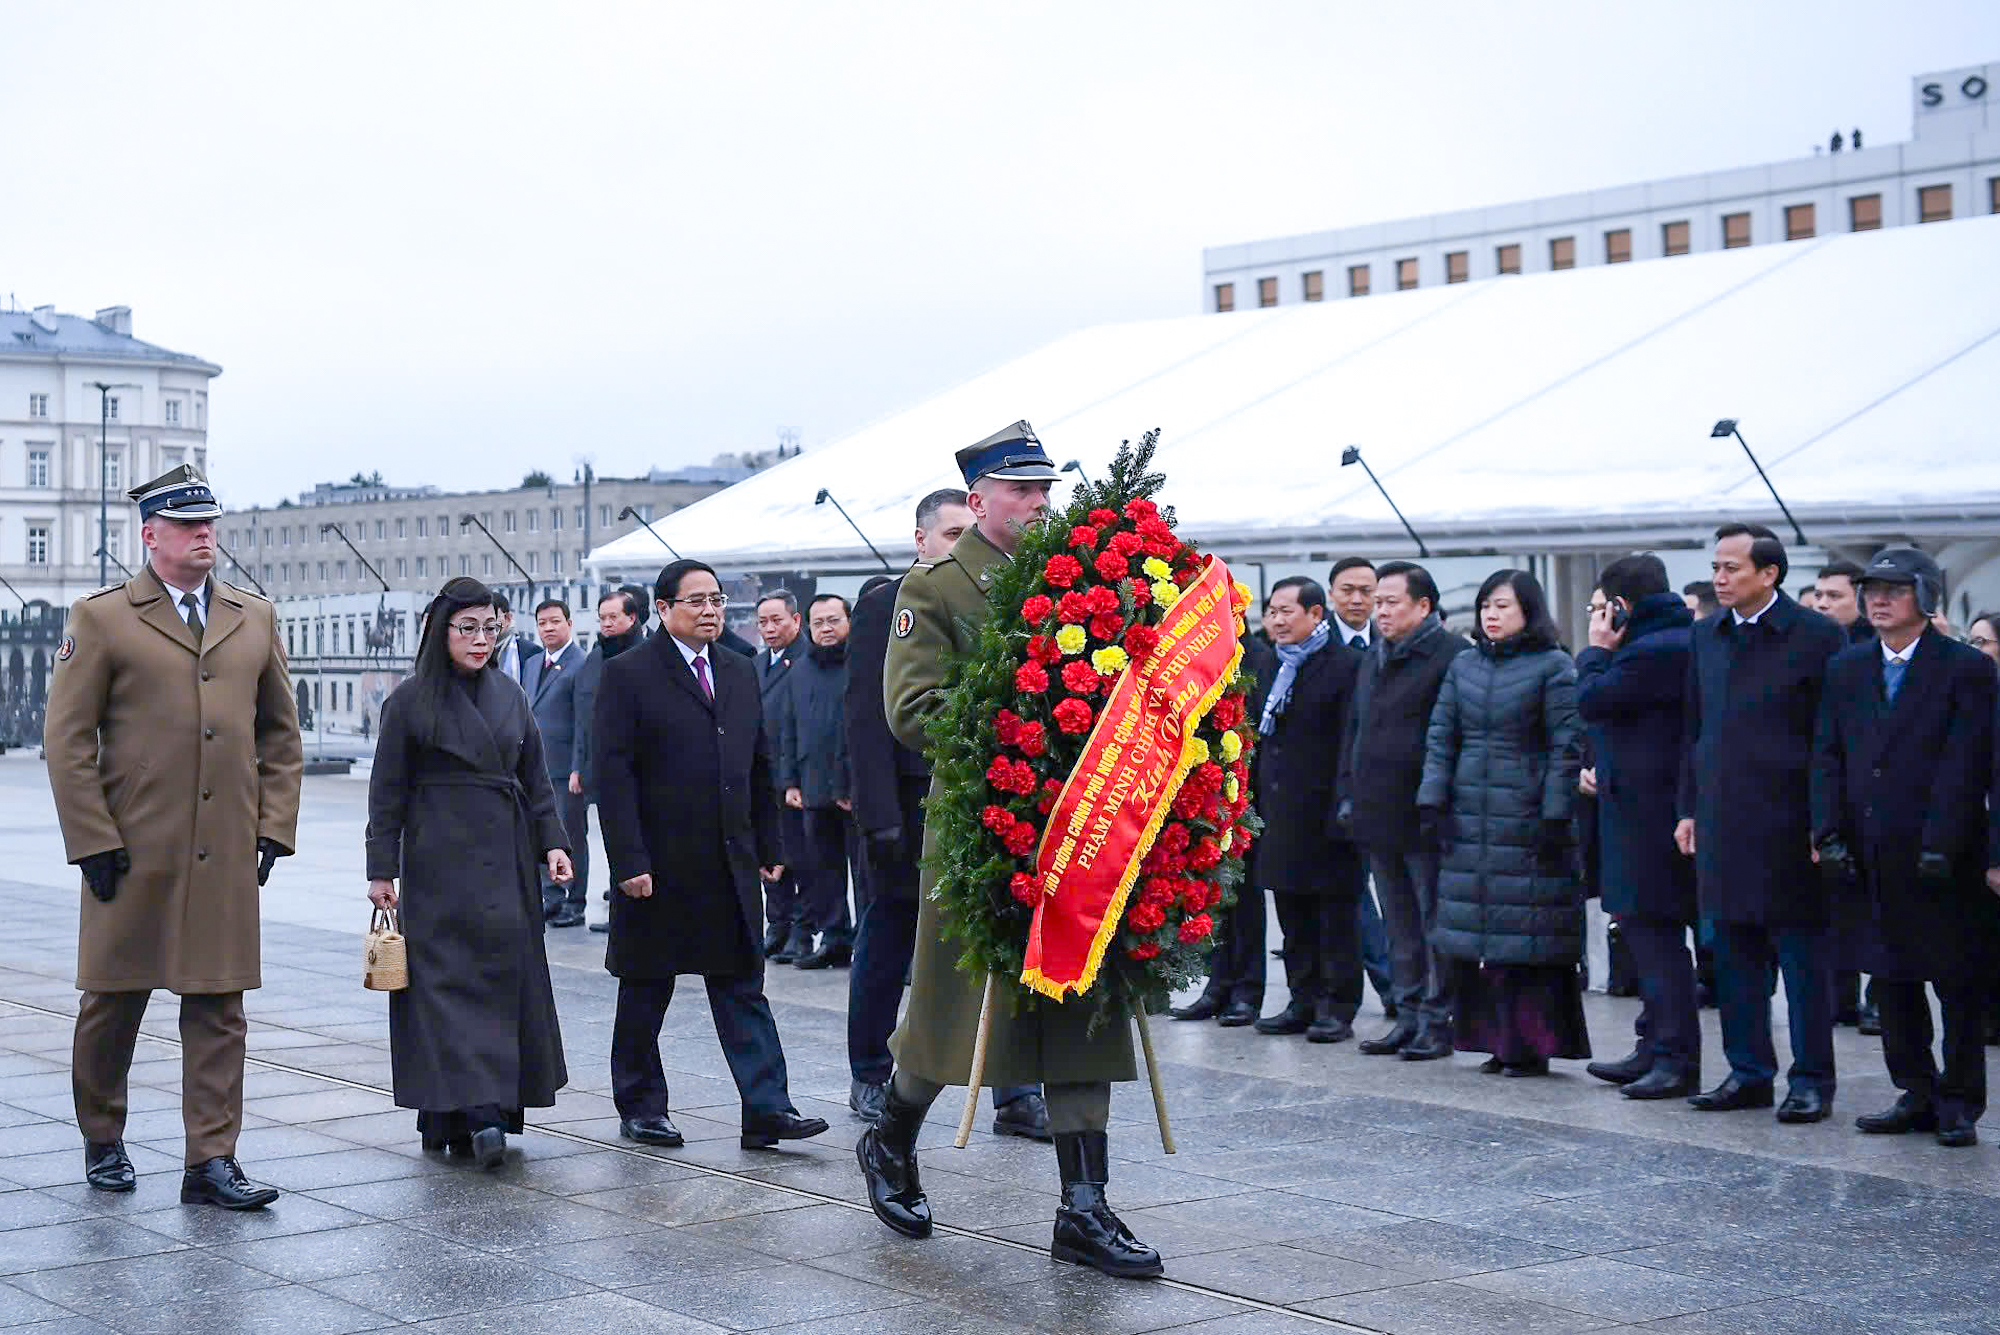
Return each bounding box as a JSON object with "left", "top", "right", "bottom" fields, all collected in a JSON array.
[
  {"left": 856, "top": 1084, "right": 931, "bottom": 1238},
  {"left": 1051, "top": 1131, "right": 1163, "bottom": 1278}
]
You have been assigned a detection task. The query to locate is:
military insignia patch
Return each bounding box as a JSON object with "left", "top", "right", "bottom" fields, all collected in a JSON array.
[
  {"left": 895, "top": 608, "right": 915, "bottom": 638},
  {"left": 57, "top": 636, "right": 75, "bottom": 662}
]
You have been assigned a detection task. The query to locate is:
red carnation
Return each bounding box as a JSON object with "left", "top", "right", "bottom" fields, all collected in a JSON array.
[
  {"left": 1108, "top": 530, "right": 1143, "bottom": 559},
  {"left": 1067, "top": 525, "right": 1100, "bottom": 551},
  {"left": 1188, "top": 839, "right": 1223, "bottom": 872},
  {"left": 1010, "top": 872, "right": 1039, "bottom": 906},
  {"left": 1089, "top": 507, "right": 1118, "bottom": 527},
  {"left": 1038, "top": 777, "right": 1063, "bottom": 814},
  {"left": 1057, "top": 590, "right": 1091, "bottom": 624},
  {"left": 1026, "top": 634, "right": 1062, "bottom": 664},
  {"left": 1210, "top": 694, "right": 1244, "bottom": 731},
  {"left": 1127, "top": 901, "right": 1166, "bottom": 934},
  {"left": 1089, "top": 612, "right": 1125, "bottom": 643},
  {"left": 1061, "top": 660, "right": 1100, "bottom": 695},
  {"left": 1053, "top": 697, "right": 1094, "bottom": 735},
  {"left": 1020, "top": 594, "right": 1054, "bottom": 623},
  {"left": 1140, "top": 876, "right": 1177, "bottom": 910},
  {"left": 1123, "top": 624, "right": 1160, "bottom": 660},
  {"left": 1129, "top": 941, "right": 1161, "bottom": 961},
  {"left": 1015, "top": 719, "right": 1047, "bottom": 757},
  {"left": 1093, "top": 549, "right": 1130, "bottom": 582},
  {"left": 1084, "top": 584, "right": 1120, "bottom": 616},
  {"left": 1003, "top": 819, "right": 1039, "bottom": 857},
  {"left": 1015, "top": 661, "right": 1050, "bottom": 694},
  {"left": 1178, "top": 913, "right": 1213, "bottom": 943},
  {"left": 1043, "top": 554, "right": 1083, "bottom": 588},
  {"left": 1157, "top": 822, "right": 1192, "bottom": 852},
  {"left": 1143, "top": 533, "right": 1180, "bottom": 560},
  {"left": 1126, "top": 577, "right": 1152, "bottom": 604},
  {"left": 994, "top": 709, "right": 1021, "bottom": 747},
  {"left": 980, "top": 804, "right": 1013, "bottom": 835},
  {"left": 1123, "top": 497, "right": 1159, "bottom": 522}
]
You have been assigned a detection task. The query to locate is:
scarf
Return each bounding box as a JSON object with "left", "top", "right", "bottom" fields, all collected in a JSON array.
[
  {"left": 1258, "top": 618, "right": 1331, "bottom": 736},
  {"left": 808, "top": 639, "right": 849, "bottom": 668},
  {"left": 599, "top": 625, "right": 644, "bottom": 661}
]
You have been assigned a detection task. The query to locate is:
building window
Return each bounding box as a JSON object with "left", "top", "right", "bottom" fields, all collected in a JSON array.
[
  {"left": 481, "top": 554, "right": 493, "bottom": 576},
  {"left": 395, "top": 518, "right": 406, "bottom": 539},
  {"left": 1661, "top": 220, "right": 1690, "bottom": 256},
  {"left": 1991, "top": 176, "right": 1999, "bottom": 214},
  {"left": 395, "top": 558, "right": 407, "bottom": 578},
  {"left": 504, "top": 510, "right": 517, "bottom": 533},
  {"left": 102, "top": 450, "right": 122, "bottom": 491},
  {"left": 1550, "top": 236, "right": 1575, "bottom": 270},
  {"left": 1918, "top": 184, "right": 1952, "bottom": 223},
  {"left": 1849, "top": 194, "right": 1882, "bottom": 231},
  {"left": 526, "top": 552, "right": 538, "bottom": 574},
  {"left": 551, "top": 551, "right": 564, "bottom": 574},
  {"left": 164, "top": 400, "right": 180, "bottom": 426},
  {"left": 1256, "top": 276, "right": 1278, "bottom": 308},
  {"left": 459, "top": 556, "right": 470, "bottom": 575},
  {"left": 573, "top": 505, "right": 585, "bottom": 529},
  {"left": 599, "top": 505, "right": 612, "bottom": 527},
  {"left": 261, "top": 564, "right": 272, "bottom": 582},
  {"left": 28, "top": 393, "right": 48, "bottom": 418},
  {"left": 1445, "top": 251, "right": 1468, "bottom": 284},
  {"left": 375, "top": 520, "right": 386, "bottom": 540},
  {"left": 437, "top": 514, "right": 448, "bottom": 535},
  {"left": 281, "top": 528, "right": 291, "bottom": 547},
  {"left": 26, "top": 448, "right": 49, "bottom": 487},
  {"left": 27, "top": 526, "right": 49, "bottom": 565},
  {"left": 318, "top": 562, "right": 328, "bottom": 581},
  {"left": 415, "top": 556, "right": 427, "bottom": 577},
  {"left": 415, "top": 517, "right": 428, "bottom": 538},
  {"left": 1785, "top": 203, "right": 1815, "bottom": 240},
  {"left": 1721, "top": 213, "right": 1751, "bottom": 248},
  {"left": 1604, "top": 229, "right": 1632, "bottom": 264},
  {"left": 1395, "top": 258, "right": 1418, "bottom": 290},
  {"left": 337, "top": 560, "right": 349, "bottom": 581},
  {"left": 105, "top": 396, "right": 120, "bottom": 422},
  {"left": 1495, "top": 243, "right": 1521, "bottom": 275},
  {"left": 1301, "top": 270, "right": 1324, "bottom": 302},
  {"left": 1214, "top": 282, "right": 1234, "bottom": 313},
  {"left": 550, "top": 507, "right": 563, "bottom": 532},
  {"left": 526, "top": 509, "right": 539, "bottom": 533},
  {"left": 1346, "top": 265, "right": 1370, "bottom": 297}
]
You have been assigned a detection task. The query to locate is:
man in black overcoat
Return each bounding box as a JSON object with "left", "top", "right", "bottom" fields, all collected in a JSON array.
[
  {"left": 753, "top": 591, "right": 813, "bottom": 961},
  {"left": 1678, "top": 524, "right": 1847, "bottom": 1123},
  {"left": 1575, "top": 555, "right": 1700, "bottom": 1099},
  {"left": 593, "top": 560, "right": 829, "bottom": 1151},
  {"left": 1812, "top": 548, "right": 1999, "bottom": 1146},
  {"left": 1250, "top": 577, "right": 1365, "bottom": 1044}
]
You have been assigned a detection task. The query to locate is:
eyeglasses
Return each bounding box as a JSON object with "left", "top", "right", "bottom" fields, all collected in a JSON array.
[
  {"left": 448, "top": 620, "right": 504, "bottom": 639},
  {"left": 1971, "top": 634, "right": 1998, "bottom": 651},
  {"left": 667, "top": 594, "right": 728, "bottom": 609}
]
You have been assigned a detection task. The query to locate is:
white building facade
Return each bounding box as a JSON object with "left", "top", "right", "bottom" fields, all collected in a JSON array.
[{"left": 1203, "top": 60, "right": 2000, "bottom": 311}]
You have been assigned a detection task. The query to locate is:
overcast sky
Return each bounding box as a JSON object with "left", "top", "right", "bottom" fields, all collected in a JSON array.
[{"left": 4, "top": 1, "right": 1996, "bottom": 507}]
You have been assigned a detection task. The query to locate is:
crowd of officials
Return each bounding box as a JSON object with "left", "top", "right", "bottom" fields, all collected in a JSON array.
[{"left": 44, "top": 458, "right": 2000, "bottom": 1258}]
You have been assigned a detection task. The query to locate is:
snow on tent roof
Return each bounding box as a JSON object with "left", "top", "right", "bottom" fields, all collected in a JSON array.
[{"left": 591, "top": 213, "right": 2000, "bottom": 573}]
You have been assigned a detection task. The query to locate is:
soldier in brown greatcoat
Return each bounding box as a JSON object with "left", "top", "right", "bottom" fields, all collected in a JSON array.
[{"left": 43, "top": 465, "right": 302, "bottom": 1209}]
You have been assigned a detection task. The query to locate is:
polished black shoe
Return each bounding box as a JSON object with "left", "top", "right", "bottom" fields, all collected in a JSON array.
[
  {"left": 1503, "top": 1057, "right": 1550, "bottom": 1078},
  {"left": 83, "top": 1140, "right": 135, "bottom": 1193},
  {"left": 849, "top": 1079, "right": 886, "bottom": 1123},
  {"left": 1359, "top": 1020, "right": 1417, "bottom": 1056},
  {"left": 857, "top": 1085, "right": 931, "bottom": 1238},
  {"left": 1688, "top": 1077, "right": 1775, "bottom": 1112},
  {"left": 620, "top": 1114, "right": 685, "bottom": 1147},
  {"left": 1216, "top": 999, "right": 1259, "bottom": 1027},
  {"left": 1856, "top": 1003, "right": 1882, "bottom": 1036},
  {"left": 1051, "top": 1131, "right": 1162, "bottom": 1278},
  {"left": 1936, "top": 1116, "right": 1979, "bottom": 1148},
  {"left": 796, "top": 938, "right": 853, "bottom": 970},
  {"left": 1253, "top": 1001, "right": 1310, "bottom": 1036},
  {"left": 470, "top": 1127, "right": 507, "bottom": 1169},
  {"left": 1622, "top": 1066, "right": 1696, "bottom": 1100},
  {"left": 1586, "top": 1045, "right": 1653, "bottom": 1086},
  {"left": 1477, "top": 1056, "right": 1505, "bottom": 1074},
  {"left": 180, "top": 1156, "right": 279, "bottom": 1210},
  {"left": 550, "top": 905, "right": 586, "bottom": 928},
  {"left": 742, "top": 1109, "right": 830, "bottom": 1149},
  {"left": 993, "top": 1092, "right": 1053, "bottom": 1142},
  {"left": 1855, "top": 1095, "right": 1936, "bottom": 1134},
  {"left": 421, "top": 1129, "right": 473, "bottom": 1155},
  {"left": 588, "top": 920, "right": 610, "bottom": 933},
  {"left": 762, "top": 922, "right": 789, "bottom": 958},
  {"left": 1776, "top": 1088, "right": 1831, "bottom": 1124},
  {"left": 771, "top": 925, "right": 813, "bottom": 965},
  {"left": 1169, "top": 990, "right": 1225, "bottom": 1022},
  {"left": 1305, "top": 1002, "right": 1353, "bottom": 1045},
  {"left": 1399, "top": 1033, "right": 1454, "bottom": 1062}
]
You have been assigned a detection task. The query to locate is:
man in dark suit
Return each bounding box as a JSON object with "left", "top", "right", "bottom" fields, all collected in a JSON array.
[
  {"left": 521, "top": 598, "right": 590, "bottom": 927},
  {"left": 1813, "top": 548, "right": 1998, "bottom": 1147},
  {"left": 1678, "top": 523, "right": 1847, "bottom": 1123},
  {"left": 579, "top": 588, "right": 647, "bottom": 934},
  {"left": 1250, "top": 577, "right": 1366, "bottom": 1044},
  {"left": 593, "top": 560, "right": 829, "bottom": 1151},
  {"left": 753, "top": 591, "right": 813, "bottom": 961}
]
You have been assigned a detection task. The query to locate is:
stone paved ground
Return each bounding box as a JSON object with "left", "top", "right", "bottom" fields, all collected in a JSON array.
[{"left": 4, "top": 755, "right": 2000, "bottom": 1333}]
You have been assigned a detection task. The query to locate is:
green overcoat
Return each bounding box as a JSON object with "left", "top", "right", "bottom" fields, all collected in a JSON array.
[{"left": 883, "top": 526, "right": 1137, "bottom": 1087}]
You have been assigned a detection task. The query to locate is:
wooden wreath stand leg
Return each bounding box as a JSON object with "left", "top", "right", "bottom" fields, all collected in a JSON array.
[
  {"left": 1133, "top": 1004, "right": 1177, "bottom": 1154},
  {"left": 955, "top": 973, "right": 998, "bottom": 1149}
]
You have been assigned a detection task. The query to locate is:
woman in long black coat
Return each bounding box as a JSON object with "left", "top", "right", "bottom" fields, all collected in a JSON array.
[
  {"left": 1418, "top": 570, "right": 1589, "bottom": 1075},
  {"left": 366, "top": 578, "right": 573, "bottom": 1168}
]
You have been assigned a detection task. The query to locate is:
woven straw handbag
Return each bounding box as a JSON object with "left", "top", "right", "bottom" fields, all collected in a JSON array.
[{"left": 363, "top": 905, "right": 408, "bottom": 992}]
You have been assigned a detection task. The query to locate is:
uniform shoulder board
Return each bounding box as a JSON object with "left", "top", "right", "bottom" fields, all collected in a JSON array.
[
  {"left": 221, "top": 578, "right": 270, "bottom": 603},
  {"left": 910, "top": 560, "right": 938, "bottom": 574},
  {"left": 83, "top": 583, "right": 121, "bottom": 600}
]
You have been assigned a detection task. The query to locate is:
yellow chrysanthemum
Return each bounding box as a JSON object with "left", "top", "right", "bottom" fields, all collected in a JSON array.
[
  {"left": 1152, "top": 579, "right": 1177, "bottom": 608},
  {"left": 1232, "top": 580, "right": 1253, "bottom": 613},
  {"left": 1219, "top": 731, "right": 1242, "bottom": 763},
  {"left": 1091, "top": 646, "right": 1130, "bottom": 676},
  {"left": 1055, "top": 623, "right": 1088, "bottom": 656},
  {"left": 1186, "top": 736, "right": 1211, "bottom": 764},
  {"left": 1224, "top": 775, "right": 1240, "bottom": 803},
  {"left": 1142, "top": 556, "right": 1173, "bottom": 580}
]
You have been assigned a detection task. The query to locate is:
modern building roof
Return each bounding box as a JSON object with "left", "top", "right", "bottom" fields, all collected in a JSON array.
[
  {"left": 0, "top": 307, "right": 221, "bottom": 374},
  {"left": 589, "top": 212, "right": 2000, "bottom": 575}
]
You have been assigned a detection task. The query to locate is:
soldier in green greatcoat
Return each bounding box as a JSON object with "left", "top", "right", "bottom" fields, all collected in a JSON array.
[{"left": 856, "top": 420, "right": 1161, "bottom": 1279}]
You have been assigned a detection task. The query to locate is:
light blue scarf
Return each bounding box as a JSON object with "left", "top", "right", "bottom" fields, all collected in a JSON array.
[{"left": 1259, "top": 619, "right": 1331, "bottom": 736}]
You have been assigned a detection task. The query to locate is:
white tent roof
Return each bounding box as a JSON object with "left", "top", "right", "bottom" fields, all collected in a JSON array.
[{"left": 591, "top": 214, "right": 2000, "bottom": 574}]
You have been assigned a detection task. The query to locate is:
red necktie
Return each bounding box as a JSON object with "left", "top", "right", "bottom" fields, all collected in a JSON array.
[{"left": 693, "top": 654, "right": 713, "bottom": 701}]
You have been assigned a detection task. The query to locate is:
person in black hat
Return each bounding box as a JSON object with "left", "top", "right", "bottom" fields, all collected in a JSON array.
[{"left": 1812, "top": 547, "right": 1998, "bottom": 1146}]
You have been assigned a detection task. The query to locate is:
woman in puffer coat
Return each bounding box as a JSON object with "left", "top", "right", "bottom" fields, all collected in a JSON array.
[{"left": 1417, "top": 569, "right": 1590, "bottom": 1076}]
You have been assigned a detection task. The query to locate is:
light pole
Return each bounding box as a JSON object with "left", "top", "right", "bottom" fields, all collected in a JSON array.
[
  {"left": 1710, "top": 419, "right": 1808, "bottom": 547},
  {"left": 1061, "top": 459, "right": 1094, "bottom": 490},
  {"left": 459, "top": 513, "right": 536, "bottom": 609},
  {"left": 617, "top": 505, "right": 680, "bottom": 559},
  {"left": 1339, "top": 446, "right": 1431, "bottom": 557},
  {"left": 91, "top": 381, "right": 139, "bottom": 586},
  {"left": 814, "top": 489, "right": 892, "bottom": 571}
]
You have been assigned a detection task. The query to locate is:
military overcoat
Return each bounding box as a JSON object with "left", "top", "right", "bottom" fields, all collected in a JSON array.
[
  {"left": 884, "top": 526, "right": 1137, "bottom": 1087},
  {"left": 44, "top": 569, "right": 303, "bottom": 994}
]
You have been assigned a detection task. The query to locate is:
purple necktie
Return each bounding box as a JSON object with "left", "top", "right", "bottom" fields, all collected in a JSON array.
[{"left": 693, "top": 654, "right": 713, "bottom": 701}]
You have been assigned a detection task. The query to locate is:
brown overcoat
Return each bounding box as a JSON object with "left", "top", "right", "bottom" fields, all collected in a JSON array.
[{"left": 44, "top": 568, "right": 303, "bottom": 994}]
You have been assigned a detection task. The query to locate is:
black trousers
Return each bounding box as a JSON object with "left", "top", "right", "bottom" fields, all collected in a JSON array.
[
  {"left": 1272, "top": 892, "right": 1361, "bottom": 1020},
  {"left": 611, "top": 973, "right": 792, "bottom": 1120},
  {"left": 1623, "top": 917, "right": 1699, "bottom": 1075},
  {"left": 1710, "top": 921, "right": 1835, "bottom": 1095},
  {"left": 1202, "top": 885, "right": 1267, "bottom": 1005},
  {"left": 541, "top": 787, "right": 591, "bottom": 910},
  {"left": 1371, "top": 845, "right": 1453, "bottom": 1035},
  {"left": 796, "top": 806, "right": 858, "bottom": 942},
  {"left": 1877, "top": 979, "right": 1987, "bottom": 1125}
]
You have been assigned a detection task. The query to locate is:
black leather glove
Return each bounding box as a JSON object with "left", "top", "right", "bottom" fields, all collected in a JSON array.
[
  {"left": 256, "top": 837, "right": 290, "bottom": 887},
  {"left": 1417, "top": 807, "right": 1442, "bottom": 849},
  {"left": 1917, "top": 850, "right": 1952, "bottom": 883},
  {"left": 1816, "top": 834, "right": 1857, "bottom": 885},
  {"left": 79, "top": 849, "right": 130, "bottom": 903}
]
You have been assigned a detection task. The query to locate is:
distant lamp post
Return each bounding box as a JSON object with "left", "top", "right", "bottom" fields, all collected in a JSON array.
[
  {"left": 1710, "top": 419, "right": 1807, "bottom": 546},
  {"left": 1339, "top": 446, "right": 1430, "bottom": 557},
  {"left": 458, "top": 512, "right": 537, "bottom": 592},
  {"left": 814, "top": 489, "right": 892, "bottom": 571},
  {"left": 617, "top": 505, "right": 681, "bottom": 560},
  {"left": 1060, "top": 459, "right": 1094, "bottom": 489},
  {"left": 91, "top": 380, "right": 140, "bottom": 586}
]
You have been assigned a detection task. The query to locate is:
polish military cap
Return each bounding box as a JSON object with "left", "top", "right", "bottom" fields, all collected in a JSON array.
[
  {"left": 955, "top": 420, "right": 1061, "bottom": 487},
  {"left": 129, "top": 463, "right": 222, "bottom": 522}
]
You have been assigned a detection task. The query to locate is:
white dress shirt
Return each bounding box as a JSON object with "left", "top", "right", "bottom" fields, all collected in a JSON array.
[
  {"left": 1731, "top": 589, "right": 1779, "bottom": 627},
  {"left": 157, "top": 575, "right": 209, "bottom": 629}
]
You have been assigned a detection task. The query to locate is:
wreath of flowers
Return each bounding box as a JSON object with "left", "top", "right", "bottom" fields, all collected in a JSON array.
[{"left": 923, "top": 431, "right": 1262, "bottom": 1017}]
